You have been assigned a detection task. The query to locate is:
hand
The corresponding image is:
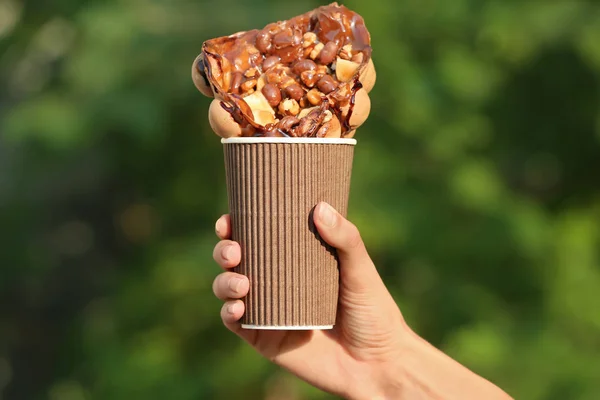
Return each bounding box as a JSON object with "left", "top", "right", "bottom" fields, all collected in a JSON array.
[
  {"left": 212, "top": 202, "right": 513, "bottom": 400},
  {"left": 212, "top": 202, "right": 408, "bottom": 399}
]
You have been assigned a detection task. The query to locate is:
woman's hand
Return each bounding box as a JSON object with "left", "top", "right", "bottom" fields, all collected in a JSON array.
[{"left": 212, "top": 202, "right": 512, "bottom": 400}]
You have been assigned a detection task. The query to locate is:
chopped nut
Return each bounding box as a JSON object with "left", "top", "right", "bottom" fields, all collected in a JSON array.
[
  {"left": 351, "top": 52, "right": 364, "bottom": 64},
  {"left": 335, "top": 57, "right": 360, "bottom": 82},
  {"left": 256, "top": 74, "right": 267, "bottom": 91},
  {"left": 306, "top": 88, "right": 323, "bottom": 105},
  {"left": 319, "top": 41, "right": 339, "bottom": 65},
  {"left": 316, "top": 65, "right": 329, "bottom": 76},
  {"left": 262, "top": 83, "right": 282, "bottom": 107},
  {"left": 339, "top": 44, "right": 353, "bottom": 60},
  {"left": 278, "top": 98, "right": 300, "bottom": 116},
  {"left": 243, "top": 91, "right": 276, "bottom": 125},
  {"left": 254, "top": 109, "right": 274, "bottom": 124},
  {"left": 240, "top": 79, "right": 257, "bottom": 92},
  {"left": 262, "top": 55, "right": 280, "bottom": 71},
  {"left": 256, "top": 29, "right": 272, "bottom": 53},
  {"left": 284, "top": 84, "right": 304, "bottom": 100},
  {"left": 244, "top": 90, "right": 272, "bottom": 111},
  {"left": 273, "top": 30, "right": 296, "bottom": 48},
  {"left": 266, "top": 72, "right": 282, "bottom": 84},
  {"left": 316, "top": 74, "right": 338, "bottom": 94},
  {"left": 309, "top": 42, "right": 324, "bottom": 60},
  {"left": 302, "top": 32, "right": 317, "bottom": 48},
  {"left": 280, "top": 76, "right": 297, "bottom": 89},
  {"left": 292, "top": 29, "right": 303, "bottom": 46},
  {"left": 293, "top": 59, "right": 317, "bottom": 74},
  {"left": 300, "top": 70, "right": 319, "bottom": 88},
  {"left": 244, "top": 68, "right": 258, "bottom": 78},
  {"left": 200, "top": 3, "right": 375, "bottom": 138}
]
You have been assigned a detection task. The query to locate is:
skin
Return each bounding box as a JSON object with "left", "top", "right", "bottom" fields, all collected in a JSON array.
[{"left": 212, "top": 202, "right": 514, "bottom": 399}]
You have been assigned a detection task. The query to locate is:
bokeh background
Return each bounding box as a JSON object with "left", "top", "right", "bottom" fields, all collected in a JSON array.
[{"left": 2, "top": 0, "right": 600, "bottom": 398}]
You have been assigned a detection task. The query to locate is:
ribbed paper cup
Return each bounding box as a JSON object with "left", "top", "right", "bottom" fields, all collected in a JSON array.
[{"left": 222, "top": 137, "right": 355, "bottom": 330}]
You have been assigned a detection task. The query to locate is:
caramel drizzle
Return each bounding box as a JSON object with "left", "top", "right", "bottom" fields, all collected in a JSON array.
[{"left": 202, "top": 3, "right": 371, "bottom": 137}]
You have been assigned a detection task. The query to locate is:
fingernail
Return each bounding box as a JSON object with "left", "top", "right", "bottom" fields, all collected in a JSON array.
[
  {"left": 215, "top": 217, "right": 224, "bottom": 236},
  {"left": 319, "top": 203, "right": 337, "bottom": 227},
  {"left": 227, "top": 302, "right": 239, "bottom": 315},
  {"left": 228, "top": 277, "right": 245, "bottom": 294},
  {"left": 221, "top": 245, "right": 233, "bottom": 261}
]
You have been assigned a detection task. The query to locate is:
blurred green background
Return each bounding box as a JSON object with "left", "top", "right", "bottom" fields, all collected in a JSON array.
[{"left": 2, "top": 0, "right": 600, "bottom": 398}]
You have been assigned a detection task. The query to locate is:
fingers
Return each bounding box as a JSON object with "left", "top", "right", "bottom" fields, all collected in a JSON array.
[
  {"left": 213, "top": 240, "right": 241, "bottom": 269},
  {"left": 213, "top": 272, "right": 249, "bottom": 300},
  {"left": 214, "top": 214, "right": 258, "bottom": 342},
  {"left": 220, "top": 300, "right": 259, "bottom": 347},
  {"left": 313, "top": 202, "right": 369, "bottom": 263},
  {"left": 313, "top": 202, "right": 384, "bottom": 294},
  {"left": 215, "top": 276, "right": 257, "bottom": 344},
  {"left": 221, "top": 300, "right": 245, "bottom": 325},
  {"left": 215, "top": 273, "right": 252, "bottom": 338},
  {"left": 215, "top": 214, "right": 232, "bottom": 240},
  {"left": 214, "top": 215, "right": 241, "bottom": 269}
]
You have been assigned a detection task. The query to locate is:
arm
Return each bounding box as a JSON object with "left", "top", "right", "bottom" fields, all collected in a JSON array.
[
  {"left": 212, "top": 203, "right": 513, "bottom": 400},
  {"left": 376, "top": 328, "right": 511, "bottom": 399}
]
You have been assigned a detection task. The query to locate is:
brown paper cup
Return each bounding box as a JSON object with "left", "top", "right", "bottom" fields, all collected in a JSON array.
[{"left": 222, "top": 137, "right": 355, "bottom": 330}]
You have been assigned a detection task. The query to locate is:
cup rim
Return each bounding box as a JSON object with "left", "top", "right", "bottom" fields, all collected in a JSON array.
[{"left": 221, "top": 137, "right": 357, "bottom": 145}]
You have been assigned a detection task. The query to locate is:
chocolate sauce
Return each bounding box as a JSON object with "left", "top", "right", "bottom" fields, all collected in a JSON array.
[
  {"left": 341, "top": 78, "right": 363, "bottom": 132},
  {"left": 201, "top": 3, "right": 372, "bottom": 137}
]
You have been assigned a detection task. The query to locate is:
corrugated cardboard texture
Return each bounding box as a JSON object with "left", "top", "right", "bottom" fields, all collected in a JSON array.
[{"left": 223, "top": 142, "right": 354, "bottom": 327}]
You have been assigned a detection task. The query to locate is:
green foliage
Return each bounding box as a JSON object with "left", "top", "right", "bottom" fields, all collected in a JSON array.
[{"left": 1, "top": 0, "right": 600, "bottom": 398}]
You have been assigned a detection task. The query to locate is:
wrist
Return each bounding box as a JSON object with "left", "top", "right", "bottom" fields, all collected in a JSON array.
[
  {"left": 369, "top": 326, "right": 512, "bottom": 400},
  {"left": 345, "top": 362, "right": 406, "bottom": 400},
  {"left": 369, "top": 325, "right": 419, "bottom": 399},
  {"left": 345, "top": 323, "right": 415, "bottom": 400},
  {"left": 370, "top": 362, "right": 408, "bottom": 400}
]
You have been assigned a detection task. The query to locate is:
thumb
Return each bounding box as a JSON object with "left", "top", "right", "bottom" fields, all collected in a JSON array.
[{"left": 313, "top": 202, "right": 384, "bottom": 295}]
